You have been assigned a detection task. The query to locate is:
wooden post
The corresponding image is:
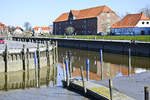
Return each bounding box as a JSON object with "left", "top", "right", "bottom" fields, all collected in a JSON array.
[
  {"left": 100, "top": 49, "right": 103, "bottom": 80},
  {"left": 22, "top": 44, "right": 26, "bottom": 71},
  {"left": 37, "top": 43, "right": 41, "bottom": 69},
  {"left": 144, "top": 86, "right": 149, "bottom": 100},
  {"left": 65, "top": 59, "right": 70, "bottom": 86},
  {"left": 53, "top": 41, "right": 56, "bottom": 64},
  {"left": 80, "top": 66, "right": 86, "bottom": 93},
  {"left": 26, "top": 48, "right": 29, "bottom": 71},
  {"left": 4, "top": 44, "right": 8, "bottom": 72},
  {"left": 86, "top": 59, "right": 89, "bottom": 81},
  {"left": 109, "top": 79, "right": 113, "bottom": 100},
  {"left": 34, "top": 51, "right": 38, "bottom": 88},
  {"left": 63, "top": 57, "right": 66, "bottom": 81},
  {"left": 46, "top": 42, "right": 50, "bottom": 67},
  {"left": 68, "top": 51, "right": 72, "bottom": 79},
  {"left": 128, "top": 48, "right": 131, "bottom": 76}
]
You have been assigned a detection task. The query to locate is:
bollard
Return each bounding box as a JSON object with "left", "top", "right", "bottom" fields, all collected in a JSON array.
[
  {"left": 37, "top": 43, "right": 41, "bottom": 69},
  {"left": 144, "top": 86, "right": 149, "bottom": 100},
  {"left": 86, "top": 59, "right": 89, "bottom": 81},
  {"left": 68, "top": 51, "right": 72, "bottom": 79},
  {"left": 109, "top": 79, "right": 113, "bottom": 100},
  {"left": 65, "top": 59, "right": 70, "bottom": 86},
  {"left": 4, "top": 44, "right": 8, "bottom": 72},
  {"left": 80, "top": 66, "right": 87, "bottom": 93},
  {"left": 100, "top": 49, "right": 103, "bottom": 80},
  {"left": 22, "top": 44, "right": 26, "bottom": 71},
  {"left": 128, "top": 48, "right": 131, "bottom": 76}
]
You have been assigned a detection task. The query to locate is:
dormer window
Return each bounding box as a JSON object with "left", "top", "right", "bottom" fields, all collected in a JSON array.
[
  {"left": 142, "top": 22, "right": 145, "bottom": 24},
  {"left": 147, "top": 22, "right": 149, "bottom": 24}
]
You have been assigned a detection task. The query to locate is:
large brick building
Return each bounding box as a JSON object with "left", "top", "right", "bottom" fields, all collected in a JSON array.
[{"left": 53, "top": 5, "right": 119, "bottom": 35}]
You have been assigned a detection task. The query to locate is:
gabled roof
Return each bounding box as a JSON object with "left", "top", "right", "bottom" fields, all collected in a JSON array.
[
  {"left": 111, "top": 12, "right": 150, "bottom": 28},
  {"left": 54, "top": 5, "right": 116, "bottom": 22}
]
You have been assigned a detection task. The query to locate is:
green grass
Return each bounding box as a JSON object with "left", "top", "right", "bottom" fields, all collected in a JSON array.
[{"left": 40, "top": 35, "right": 150, "bottom": 42}]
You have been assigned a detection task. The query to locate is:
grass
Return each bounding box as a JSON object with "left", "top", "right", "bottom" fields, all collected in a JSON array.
[{"left": 40, "top": 35, "right": 150, "bottom": 42}]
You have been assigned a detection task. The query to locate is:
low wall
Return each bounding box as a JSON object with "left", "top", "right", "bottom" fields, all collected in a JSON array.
[{"left": 12, "top": 37, "right": 150, "bottom": 57}]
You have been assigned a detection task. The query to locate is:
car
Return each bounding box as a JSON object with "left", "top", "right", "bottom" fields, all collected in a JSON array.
[{"left": 0, "top": 38, "right": 5, "bottom": 44}]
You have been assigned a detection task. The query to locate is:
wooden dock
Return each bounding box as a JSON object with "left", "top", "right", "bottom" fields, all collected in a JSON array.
[{"left": 62, "top": 80, "right": 135, "bottom": 100}]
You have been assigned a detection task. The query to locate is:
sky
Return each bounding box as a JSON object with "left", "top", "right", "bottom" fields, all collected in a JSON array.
[{"left": 0, "top": 0, "right": 149, "bottom": 28}]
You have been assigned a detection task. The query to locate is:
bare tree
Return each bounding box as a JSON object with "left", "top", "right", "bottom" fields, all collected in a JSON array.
[
  {"left": 140, "top": 7, "right": 150, "bottom": 18},
  {"left": 65, "top": 27, "right": 75, "bottom": 35},
  {"left": 24, "top": 22, "right": 32, "bottom": 32}
]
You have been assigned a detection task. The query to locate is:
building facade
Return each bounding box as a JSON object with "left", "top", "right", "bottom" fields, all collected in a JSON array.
[
  {"left": 14, "top": 26, "right": 23, "bottom": 34},
  {"left": 53, "top": 5, "right": 119, "bottom": 35},
  {"left": 110, "top": 12, "right": 150, "bottom": 35},
  {"left": 0, "top": 22, "right": 8, "bottom": 35},
  {"left": 34, "top": 26, "right": 52, "bottom": 36}
]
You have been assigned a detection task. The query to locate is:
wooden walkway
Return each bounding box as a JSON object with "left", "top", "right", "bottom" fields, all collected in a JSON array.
[{"left": 63, "top": 80, "right": 135, "bottom": 100}]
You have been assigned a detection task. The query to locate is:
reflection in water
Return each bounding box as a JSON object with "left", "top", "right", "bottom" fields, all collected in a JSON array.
[
  {"left": 0, "top": 66, "right": 55, "bottom": 91},
  {"left": 58, "top": 47, "right": 150, "bottom": 81}
]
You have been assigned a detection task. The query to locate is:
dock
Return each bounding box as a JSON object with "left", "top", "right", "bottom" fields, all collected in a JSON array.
[{"left": 62, "top": 80, "right": 135, "bottom": 100}]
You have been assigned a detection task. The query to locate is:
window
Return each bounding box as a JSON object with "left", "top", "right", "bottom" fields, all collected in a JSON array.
[
  {"left": 142, "top": 22, "right": 145, "bottom": 24},
  {"left": 147, "top": 22, "right": 149, "bottom": 24},
  {"left": 107, "top": 14, "right": 110, "bottom": 17},
  {"left": 106, "top": 19, "right": 111, "bottom": 23}
]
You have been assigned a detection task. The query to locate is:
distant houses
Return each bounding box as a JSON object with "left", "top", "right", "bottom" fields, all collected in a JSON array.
[
  {"left": 53, "top": 5, "right": 119, "bottom": 35},
  {"left": 33, "top": 26, "right": 52, "bottom": 36},
  {"left": 110, "top": 12, "right": 150, "bottom": 35},
  {"left": 14, "top": 26, "right": 23, "bottom": 34},
  {"left": 0, "top": 22, "right": 8, "bottom": 35}
]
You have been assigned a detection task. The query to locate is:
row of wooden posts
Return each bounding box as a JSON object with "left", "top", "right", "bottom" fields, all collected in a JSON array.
[
  {"left": 63, "top": 48, "right": 149, "bottom": 100},
  {"left": 3, "top": 41, "right": 57, "bottom": 72}
]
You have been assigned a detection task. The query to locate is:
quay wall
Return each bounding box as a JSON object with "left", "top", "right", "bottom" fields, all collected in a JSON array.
[{"left": 12, "top": 37, "right": 150, "bottom": 57}]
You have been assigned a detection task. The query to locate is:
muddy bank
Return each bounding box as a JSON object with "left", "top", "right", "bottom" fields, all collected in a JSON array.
[{"left": 94, "top": 71, "right": 150, "bottom": 100}]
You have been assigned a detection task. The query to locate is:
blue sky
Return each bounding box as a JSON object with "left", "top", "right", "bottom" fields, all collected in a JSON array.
[{"left": 0, "top": 0, "right": 149, "bottom": 28}]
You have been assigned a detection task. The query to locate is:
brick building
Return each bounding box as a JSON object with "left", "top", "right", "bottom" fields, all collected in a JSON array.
[{"left": 53, "top": 5, "right": 119, "bottom": 35}]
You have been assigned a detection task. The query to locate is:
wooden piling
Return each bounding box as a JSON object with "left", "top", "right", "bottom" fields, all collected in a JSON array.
[
  {"left": 26, "top": 48, "right": 29, "bottom": 71},
  {"left": 63, "top": 57, "right": 66, "bottom": 81},
  {"left": 46, "top": 42, "right": 51, "bottom": 67},
  {"left": 86, "top": 59, "right": 89, "bottom": 81},
  {"left": 65, "top": 59, "right": 70, "bottom": 87},
  {"left": 128, "top": 48, "right": 131, "bottom": 76},
  {"left": 22, "top": 44, "right": 26, "bottom": 71},
  {"left": 80, "top": 66, "right": 86, "bottom": 93},
  {"left": 4, "top": 44, "right": 8, "bottom": 72},
  {"left": 109, "top": 79, "right": 113, "bottom": 100},
  {"left": 100, "top": 49, "right": 103, "bottom": 80},
  {"left": 144, "top": 86, "right": 149, "bottom": 100},
  {"left": 37, "top": 43, "right": 41, "bottom": 69},
  {"left": 68, "top": 51, "right": 72, "bottom": 79}
]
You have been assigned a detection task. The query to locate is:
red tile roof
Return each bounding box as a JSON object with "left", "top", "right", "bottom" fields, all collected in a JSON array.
[
  {"left": 34, "top": 26, "right": 50, "bottom": 31},
  {"left": 54, "top": 5, "right": 116, "bottom": 22},
  {"left": 111, "top": 12, "right": 150, "bottom": 28}
]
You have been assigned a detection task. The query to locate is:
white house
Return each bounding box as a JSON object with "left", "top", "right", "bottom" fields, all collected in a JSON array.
[
  {"left": 34, "top": 26, "right": 51, "bottom": 35},
  {"left": 110, "top": 12, "right": 150, "bottom": 35},
  {"left": 14, "top": 27, "right": 23, "bottom": 34}
]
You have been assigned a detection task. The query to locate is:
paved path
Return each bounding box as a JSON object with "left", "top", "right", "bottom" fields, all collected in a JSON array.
[
  {"left": 94, "top": 71, "right": 150, "bottom": 100},
  {"left": 72, "top": 81, "right": 134, "bottom": 100},
  {"left": 0, "top": 40, "right": 45, "bottom": 50}
]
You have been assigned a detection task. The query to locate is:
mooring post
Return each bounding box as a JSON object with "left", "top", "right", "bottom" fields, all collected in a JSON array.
[
  {"left": 128, "top": 47, "right": 131, "bottom": 76},
  {"left": 34, "top": 51, "right": 38, "bottom": 88},
  {"left": 68, "top": 51, "right": 72, "bottom": 79},
  {"left": 55, "top": 41, "right": 58, "bottom": 63},
  {"left": 37, "top": 43, "right": 41, "bottom": 69},
  {"left": 65, "top": 59, "right": 70, "bottom": 87},
  {"left": 46, "top": 42, "right": 50, "bottom": 67},
  {"left": 26, "top": 48, "right": 29, "bottom": 71},
  {"left": 100, "top": 49, "right": 103, "bottom": 80},
  {"left": 53, "top": 41, "right": 56, "bottom": 64},
  {"left": 4, "top": 44, "right": 8, "bottom": 72},
  {"left": 144, "top": 86, "right": 149, "bottom": 100},
  {"left": 63, "top": 57, "right": 66, "bottom": 81},
  {"left": 86, "top": 59, "right": 89, "bottom": 81},
  {"left": 22, "top": 44, "right": 26, "bottom": 71},
  {"left": 109, "top": 79, "right": 113, "bottom": 100},
  {"left": 80, "top": 66, "right": 86, "bottom": 93}
]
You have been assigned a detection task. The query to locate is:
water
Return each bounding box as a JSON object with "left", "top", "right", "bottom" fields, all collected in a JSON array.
[{"left": 58, "top": 47, "right": 150, "bottom": 80}]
